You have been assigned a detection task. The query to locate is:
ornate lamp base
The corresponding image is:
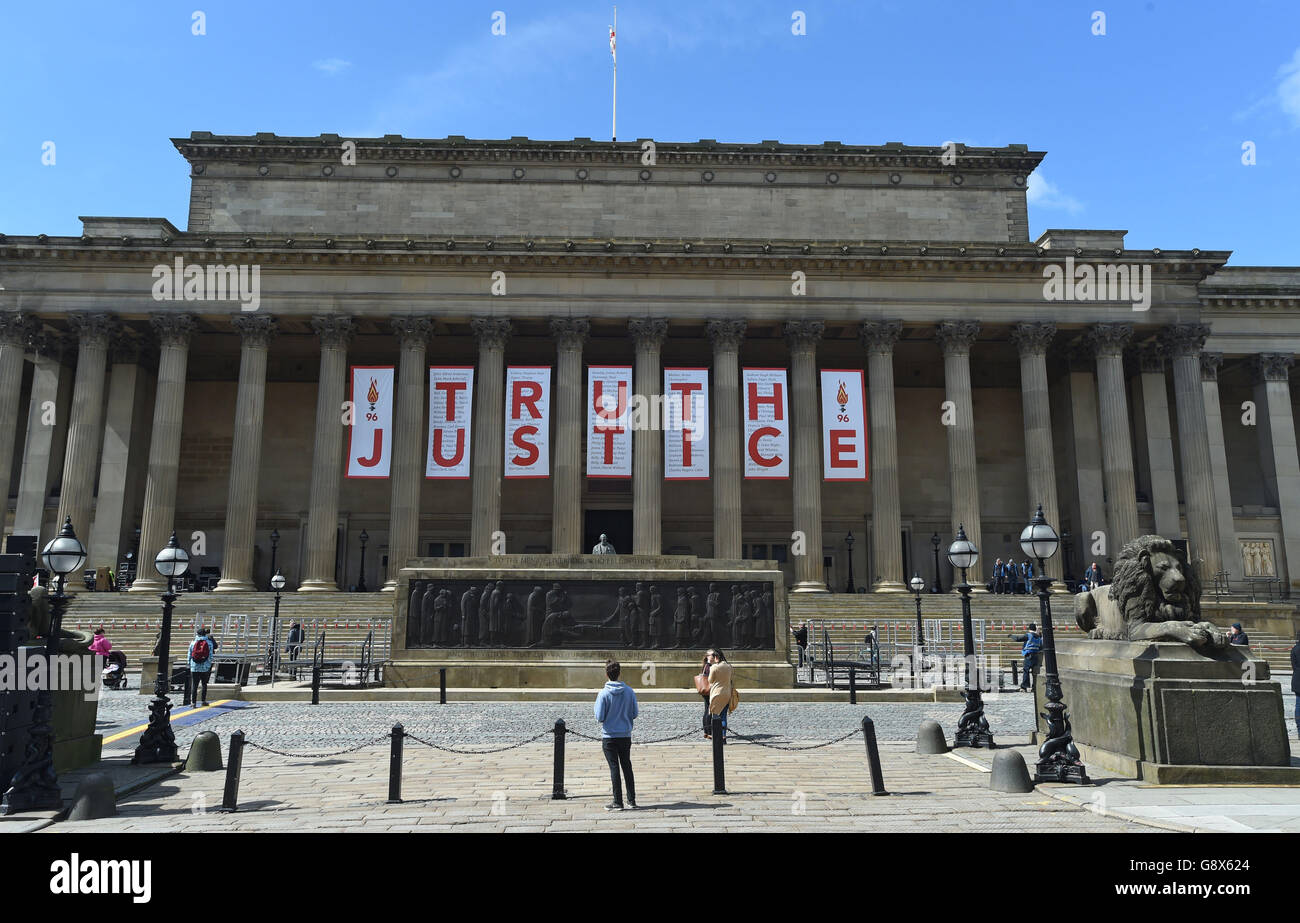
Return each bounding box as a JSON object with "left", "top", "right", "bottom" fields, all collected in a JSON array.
[
  {"left": 2, "top": 700, "right": 61, "bottom": 815},
  {"left": 953, "top": 690, "right": 996, "bottom": 748},
  {"left": 1035, "top": 754, "right": 1090, "bottom": 785},
  {"left": 132, "top": 695, "right": 179, "bottom": 765}
]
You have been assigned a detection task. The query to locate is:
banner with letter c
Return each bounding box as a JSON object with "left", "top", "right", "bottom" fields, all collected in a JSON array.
[
  {"left": 742, "top": 367, "right": 789, "bottom": 479},
  {"left": 347, "top": 366, "right": 394, "bottom": 478},
  {"left": 505, "top": 366, "right": 551, "bottom": 478},
  {"left": 426, "top": 366, "right": 474, "bottom": 478},
  {"left": 820, "top": 369, "right": 868, "bottom": 480}
]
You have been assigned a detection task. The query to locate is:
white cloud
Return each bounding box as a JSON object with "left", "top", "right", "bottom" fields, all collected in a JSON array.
[
  {"left": 1277, "top": 48, "right": 1300, "bottom": 126},
  {"left": 314, "top": 58, "right": 352, "bottom": 75},
  {"left": 1026, "top": 173, "right": 1083, "bottom": 214}
]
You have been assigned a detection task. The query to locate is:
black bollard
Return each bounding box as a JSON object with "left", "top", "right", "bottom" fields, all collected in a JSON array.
[
  {"left": 862, "top": 716, "right": 887, "bottom": 796},
  {"left": 217, "top": 730, "right": 245, "bottom": 813},
  {"left": 849, "top": 667, "right": 857, "bottom": 705},
  {"left": 552, "top": 719, "right": 566, "bottom": 800},
  {"left": 311, "top": 665, "right": 321, "bottom": 705},
  {"left": 1010, "top": 659, "right": 1018, "bottom": 689},
  {"left": 386, "top": 723, "right": 404, "bottom": 804},
  {"left": 439, "top": 668, "right": 447, "bottom": 705},
  {"left": 711, "top": 715, "right": 726, "bottom": 794}
]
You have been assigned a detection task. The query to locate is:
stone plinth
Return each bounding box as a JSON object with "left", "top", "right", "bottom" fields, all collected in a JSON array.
[
  {"left": 1037, "top": 639, "right": 1299, "bottom": 784},
  {"left": 389, "top": 555, "right": 795, "bottom": 688}
]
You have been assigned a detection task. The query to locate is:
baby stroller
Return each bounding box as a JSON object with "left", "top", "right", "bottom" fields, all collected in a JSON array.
[{"left": 101, "top": 649, "right": 129, "bottom": 690}]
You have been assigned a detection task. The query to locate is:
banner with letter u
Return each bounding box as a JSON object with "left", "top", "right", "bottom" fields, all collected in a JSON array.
[
  {"left": 587, "top": 365, "right": 632, "bottom": 477},
  {"left": 426, "top": 366, "right": 474, "bottom": 478},
  {"left": 347, "top": 366, "right": 394, "bottom": 478},
  {"left": 505, "top": 366, "right": 551, "bottom": 478},
  {"left": 820, "top": 369, "right": 868, "bottom": 480},
  {"left": 742, "top": 367, "right": 789, "bottom": 479},
  {"left": 664, "top": 367, "right": 709, "bottom": 479}
]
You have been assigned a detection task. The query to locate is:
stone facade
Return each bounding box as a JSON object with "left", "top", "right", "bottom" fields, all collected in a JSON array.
[{"left": 0, "top": 134, "right": 1298, "bottom": 600}]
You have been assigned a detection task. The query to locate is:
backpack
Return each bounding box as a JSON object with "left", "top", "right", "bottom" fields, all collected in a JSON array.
[{"left": 192, "top": 638, "right": 211, "bottom": 661}]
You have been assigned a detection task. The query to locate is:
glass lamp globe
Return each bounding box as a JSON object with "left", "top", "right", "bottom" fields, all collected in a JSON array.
[
  {"left": 271, "top": 572, "right": 287, "bottom": 592},
  {"left": 909, "top": 573, "right": 926, "bottom": 593},
  {"left": 946, "top": 524, "right": 979, "bottom": 571},
  {"left": 154, "top": 532, "right": 191, "bottom": 578},
  {"left": 42, "top": 517, "right": 88, "bottom": 576},
  {"left": 1019, "top": 504, "right": 1060, "bottom": 561}
]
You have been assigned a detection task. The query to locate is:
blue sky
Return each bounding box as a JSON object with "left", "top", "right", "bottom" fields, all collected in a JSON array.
[{"left": 2, "top": 0, "right": 1297, "bottom": 264}]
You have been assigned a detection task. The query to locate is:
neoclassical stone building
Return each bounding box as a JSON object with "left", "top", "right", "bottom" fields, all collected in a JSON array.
[{"left": 1, "top": 133, "right": 1297, "bottom": 596}]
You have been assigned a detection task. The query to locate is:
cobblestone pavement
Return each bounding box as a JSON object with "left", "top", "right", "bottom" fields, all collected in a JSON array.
[{"left": 46, "top": 739, "right": 1156, "bottom": 834}]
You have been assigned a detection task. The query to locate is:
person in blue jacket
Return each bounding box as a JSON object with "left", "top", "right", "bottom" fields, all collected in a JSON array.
[
  {"left": 187, "top": 627, "right": 219, "bottom": 707},
  {"left": 594, "top": 660, "right": 639, "bottom": 811},
  {"left": 1009, "top": 622, "right": 1043, "bottom": 691},
  {"left": 1020, "top": 559, "right": 1035, "bottom": 594}
]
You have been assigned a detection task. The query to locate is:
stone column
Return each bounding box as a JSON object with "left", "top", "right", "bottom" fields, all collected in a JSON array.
[
  {"left": 214, "top": 315, "right": 277, "bottom": 592},
  {"left": 88, "top": 332, "right": 146, "bottom": 571},
  {"left": 1133, "top": 343, "right": 1180, "bottom": 538},
  {"left": 786, "top": 320, "right": 826, "bottom": 592},
  {"left": 630, "top": 318, "right": 668, "bottom": 555},
  {"left": 708, "top": 319, "right": 746, "bottom": 560},
  {"left": 0, "top": 313, "right": 35, "bottom": 523},
  {"left": 936, "top": 321, "right": 983, "bottom": 586},
  {"left": 550, "top": 317, "right": 589, "bottom": 555},
  {"left": 1161, "top": 324, "right": 1223, "bottom": 581},
  {"left": 1200, "top": 353, "right": 1240, "bottom": 581},
  {"left": 300, "top": 316, "right": 355, "bottom": 591},
  {"left": 1011, "top": 322, "right": 1064, "bottom": 584},
  {"left": 861, "top": 321, "right": 904, "bottom": 591},
  {"left": 14, "top": 333, "right": 70, "bottom": 540},
  {"left": 1088, "top": 323, "right": 1140, "bottom": 555},
  {"left": 469, "top": 318, "right": 510, "bottom": 557},
  {"left": 1253, "top": 354, "right": 1300, "bottom": 594},
  {"left": 384, "top": 316, "right": 434, "bottom": 589},
  {"left": 129, "top": 315, "right": 196, "bottom": 592},
  {"left": 56, "top": 313, "right": 117, "bottom": 541},
  {"left": 1064, "top": 345, "right": 1106, "bottom": 580}
]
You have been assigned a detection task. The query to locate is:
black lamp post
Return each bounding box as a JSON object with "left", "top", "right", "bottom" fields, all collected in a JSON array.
[
  {"left": 929, "top": 533, "right": 943, "bottom": 594},
  {"left": 357, "top": 529, "right": 369, "bottom": 592},
  {"left": 268, "top": 528, "right": 280, "bottom": 590},
  {"left": 948, "top": 524, "right": 994, "bottom": 748},
  {"left": 1060, "top": 530, "right": 1075, "bottom": 585},
  {"left": 269, "top": 571, "right": 286, "bottom": 687},
  {"left": 909, "top": 573, "right": 926, "bottom": 688},
  {"left": 133, "top": 531, "right": 190, "bottom": 764},
  {"left": 3, "top": 517, "right": 87, "bottom": 814},
  {"left": 844, "top": 531, "right": 856, "bottom": 593},
  {"left": 1021, "top": 505, "right": 1089, "bottom": 784}
]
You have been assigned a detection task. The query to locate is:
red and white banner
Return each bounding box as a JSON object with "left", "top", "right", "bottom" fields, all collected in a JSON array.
[
  {"left": 347, "top": 366, "right": 394, "bottom": 478},
  {"left": 664, "top": 368, "right": 709, "bottom": 479},
  {"left": 742, "top": 368, "right": 789, "bottom": 479},
  {"left": 820, "top": 369, "right": 868, "bottom": 480},
  {"left": 426, "top": 366, "right": 474, "bottom": 479},
  {"left": 587, "top": 365, "right": 632, "bottom": 477},
  {"left": 505, "top": 366, "right": 551, "bottom": 478}
]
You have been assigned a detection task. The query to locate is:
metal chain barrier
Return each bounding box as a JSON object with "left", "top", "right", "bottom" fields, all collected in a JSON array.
[
  {"left": 564, "top": 725, "right": 701, "bottom": 744},
  {"left": 242, "top": 734, "right": 391, "bottom": 759},
  {"left": 724, "top": 724, "right": 863, "bottom": 751},
  {"left": 402, "top": 728, "right": 552, "bottom": 755}
]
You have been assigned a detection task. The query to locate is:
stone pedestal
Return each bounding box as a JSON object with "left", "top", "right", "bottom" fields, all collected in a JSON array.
[
  {"left": 1037, "top": 638, "right": 1299, "bottom": 784},
  {"left": 53, "top": 685, "right": 102, "bottom": 773}
]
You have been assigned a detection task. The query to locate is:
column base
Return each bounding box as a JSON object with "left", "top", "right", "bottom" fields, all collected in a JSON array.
[
  {"left": 380, "top": 580, "right": 398, "bottom": 593},
  {"left": 297, "top": 580, "right": 340, "bottom": 593},
  {"left": 791, "top": 580, "right": 829, "bottom": 594},
  {"left": 871, "top": 581, "right": 907, "bottom": 593},
  {"left": 213, "top": 577, "right": 258, "bottom": 593},
  {"left": 127, "top": 578, "right": 164, "bottom": 593}
]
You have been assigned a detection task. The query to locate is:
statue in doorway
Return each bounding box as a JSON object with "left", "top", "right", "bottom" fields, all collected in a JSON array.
[{"left": 592, "top": 533, "right": 617, "bottom": 555}]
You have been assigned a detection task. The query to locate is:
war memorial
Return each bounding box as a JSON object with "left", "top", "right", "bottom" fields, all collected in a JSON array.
[{"left": 1, "top": 133, "right": 1298, "bottom": 845}]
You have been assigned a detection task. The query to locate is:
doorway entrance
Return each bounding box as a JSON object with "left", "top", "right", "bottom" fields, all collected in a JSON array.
[{"left": 584, "top": 509, "right": 633, "bottom": 555}]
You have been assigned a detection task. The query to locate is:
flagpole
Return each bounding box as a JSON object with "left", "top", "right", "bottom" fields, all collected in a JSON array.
[{"left": 611, "top": 7, "right": 618, "bottom": 142}]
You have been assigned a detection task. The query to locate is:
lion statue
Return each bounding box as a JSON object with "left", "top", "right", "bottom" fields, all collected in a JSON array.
[{"left": 1074, "top": 535, "right": 1229, "bottom": 651}]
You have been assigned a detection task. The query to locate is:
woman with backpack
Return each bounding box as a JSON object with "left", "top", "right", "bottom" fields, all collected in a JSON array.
[
  {"left": 188, "top": 627, "right": 218, "bottom": 707},
  {"left": 698, "top": 648, "right": 736, "bottom": 740}
]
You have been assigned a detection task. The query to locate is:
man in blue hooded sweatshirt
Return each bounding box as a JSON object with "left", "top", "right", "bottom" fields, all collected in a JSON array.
[{"left": 594, "top": 660, "right": 639, "bottom": 810}]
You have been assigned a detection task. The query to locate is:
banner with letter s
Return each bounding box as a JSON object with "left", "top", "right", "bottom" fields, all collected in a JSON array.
[{"left": 505, "top": 366, "right": 551, "bottom": 478}]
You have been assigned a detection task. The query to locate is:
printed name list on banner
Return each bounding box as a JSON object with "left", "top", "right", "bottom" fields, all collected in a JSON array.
[
  {"left": 347, "top": 366, "right": 394, "bottom": 478},
  {"left": 587, "top": 365, "right": 632, "bottom": 477},
  {"left": 505, "top": 366, "right": 551, "bottom": 478},
  {"left": 663, "top": 367, "right": 709, "bottom": 479},
  {"left": 742, "top": 367, "right": 789, "bottom": 479},
  {"left": 820, "top": 369, "right": 868, "bottom": 480},
  {"left": 426, "top": 366, "right": 474, "bottom": 478}
]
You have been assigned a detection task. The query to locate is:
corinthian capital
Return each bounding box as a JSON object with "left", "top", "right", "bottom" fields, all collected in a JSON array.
[
  {"left": 550, "top": 316, "right": 590, "bottom": 350},
  {"left": 1010, "top": 322, "right": 1056, "bottom": 358},
  {"left": 935, "top": 320, "right": 980, "bottom": 357},
  {"left": 1255, "top": 353, "right": 1294, "bottom": 383},
  {"left": 231, "top": 313, "right": 277, "bottom": 348},
  {"left": 860, "top": 320, "right": 903, "bottom": 355},
  {"left": 0, "top": 312, "right": 36, "bottom": 349},
  {"left": 784, "top": 319, "right": 824, "bottom": 352},
  {"left": 311, "top": 315, "right": 355, "bottom": 349},
  {"left": 1086, "top": 322, "right": 1133, "bottom": 359},
  {"left": 150, "top": 313, "right": 197, "bottom": 349},
  {"left": 391, "top": 315, "right": 435, "bottom": 348},
  {"left": 470, "top": 316, "right": 512, "bottom": 350},
  {"left": 707, "top": 318, "right": 747, "bottom": 352},
  {"left": 1200, "top": 352, "right": 1223, "bottom": 382},
  {"left": 69, "top": 312, "right": 118, "bottom": 348},
  {"left": 628, "top": 317, "right": 668, "bottom": 350},
  {"left": 1159, "top": 323, "right": 1211, "bottom": 359}
]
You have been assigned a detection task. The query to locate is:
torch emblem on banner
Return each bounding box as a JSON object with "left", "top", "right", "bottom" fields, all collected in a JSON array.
[
  {"left": 836, "top": 379, "right": 849, "bottom": 414},
  {"left": 367, "top": 378, "right": 379, "bottom": 412}
]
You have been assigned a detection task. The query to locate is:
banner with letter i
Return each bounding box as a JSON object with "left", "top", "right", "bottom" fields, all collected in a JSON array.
[
  {"left": 347, "top": 366, "right": 394, "bottom": 478},
  {"left": 505, "top": 366, "right": 551, "bottom": 478},
  {"left": 820, "top": 369, "right": 868, "bottom": 480},
  {"left": 426, "top": 366, "right": 474, "bottom": 478}
]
